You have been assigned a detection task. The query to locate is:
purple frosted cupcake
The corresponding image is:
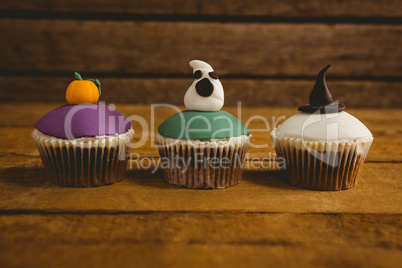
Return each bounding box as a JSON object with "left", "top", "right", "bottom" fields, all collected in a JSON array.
[{"left": 32, "top": 73, "right": 134, "bottom": 187}]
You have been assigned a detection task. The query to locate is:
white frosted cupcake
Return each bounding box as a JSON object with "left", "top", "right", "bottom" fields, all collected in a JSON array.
[
  {"left": 270, "top": 65, "right": 373, "bottom": 190},
  {"left": 157, "top": 60, "right": 251, "bottom": 189}
]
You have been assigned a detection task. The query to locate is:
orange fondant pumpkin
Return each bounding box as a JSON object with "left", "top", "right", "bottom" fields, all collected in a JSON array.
[{"left": 66, "top": 72, "right": 101, "bottom": 104}]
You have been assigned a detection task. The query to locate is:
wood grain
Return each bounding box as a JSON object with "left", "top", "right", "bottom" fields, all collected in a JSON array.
[
  {"left": 1, "top": 76, "right": 401, "bottom": 108},
  {"left": 1, "top": 0, "right": 401, "bottom": 17},
  {"left": 0, "top": 213, "right": 400, "bottom": 268},
  {"left": 0, "top": 156, "right": 400, "bottom": 213},
  {"left": 0, "top": 104, "right": 401, "bottom": 268},
  {"left": 1, "top": 0, "right": 401, "bottom": 264},
  {"left": 1, "top": 19, "right": 401, "bottom": 77}
]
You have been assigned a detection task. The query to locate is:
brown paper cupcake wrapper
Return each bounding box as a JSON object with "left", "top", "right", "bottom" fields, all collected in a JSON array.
[
  {"left": 271, "top": 130, "right": 373, "bottom": 190},
  {"left": 32, "top": 128, "right": 134, "bottom": 187},
  {"left": 156, "top": 134, "right": 250, "bottom": 189}
]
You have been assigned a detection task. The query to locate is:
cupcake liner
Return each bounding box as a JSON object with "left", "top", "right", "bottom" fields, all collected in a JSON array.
[
  {"left": 271, "top": 129, "right": 373, "bottom": 190},
  {"left": 156, "top": 133, "right": 250, "bottom": 189},
  {"left": 32, "top": 128, "right": 135, "bottom": 187}
]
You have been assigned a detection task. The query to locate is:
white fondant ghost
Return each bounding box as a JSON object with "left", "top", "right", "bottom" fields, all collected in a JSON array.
[{"left": 184, "top": 60, "right": 224, "bottom": 111}]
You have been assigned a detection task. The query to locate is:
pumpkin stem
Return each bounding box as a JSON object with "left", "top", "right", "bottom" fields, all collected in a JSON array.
[{"left": 74, "top": 72, "right": 83, "bottom": 80}]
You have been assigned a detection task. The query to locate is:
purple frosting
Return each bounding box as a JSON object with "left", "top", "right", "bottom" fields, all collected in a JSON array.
[{"left": 35, "top": 104, "right": 132, "bottom": 140}]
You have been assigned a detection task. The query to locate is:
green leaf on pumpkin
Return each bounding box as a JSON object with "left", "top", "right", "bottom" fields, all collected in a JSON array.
[
  {"left": 74, "top": 72, "right": 83, "bottom": 80},
  {"left": 88, "top": 78, "right": 101, "bottom": 96}
]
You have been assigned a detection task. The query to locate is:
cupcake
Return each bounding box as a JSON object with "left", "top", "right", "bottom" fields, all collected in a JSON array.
[
  {"left": 32, "top": 72, "right": 134, "bottom": 187},
  {"left": 156, "top": 60, "right": 251, "bottom": 189},
  {"left": 270, "top": 65, "right": 373, "bottom": 190}
]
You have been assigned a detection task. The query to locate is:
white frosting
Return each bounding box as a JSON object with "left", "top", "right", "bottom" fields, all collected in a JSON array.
[
  {"left": 184, "top": 60, "right": 224, "bottom": 111},
  {"left": 274, "top": 112, "right": 372, "bottom": 141},
  {"left": 32, "top": 128, "right": 135, "bottom": 148}
]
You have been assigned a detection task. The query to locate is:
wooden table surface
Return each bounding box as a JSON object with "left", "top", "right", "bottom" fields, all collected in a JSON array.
[{"left": 0, "top": 104, "right": 401, "bottom": 268}]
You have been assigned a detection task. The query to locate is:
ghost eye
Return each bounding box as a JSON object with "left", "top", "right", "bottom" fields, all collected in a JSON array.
[
  {"left": 194, "top": 70, "right": 202, "bottom": 79},
  {"left": 209, "top": 72, "right": 219, "bottom": 79}
]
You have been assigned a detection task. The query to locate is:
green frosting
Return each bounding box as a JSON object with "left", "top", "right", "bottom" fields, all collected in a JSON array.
[{"left": 158, "top": 110, "right": 250, "bottom": 140}]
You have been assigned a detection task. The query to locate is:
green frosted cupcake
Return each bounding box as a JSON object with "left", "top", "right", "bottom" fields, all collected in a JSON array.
[{"left": 156, "top": 60, "right": 251, "bottom": 189}]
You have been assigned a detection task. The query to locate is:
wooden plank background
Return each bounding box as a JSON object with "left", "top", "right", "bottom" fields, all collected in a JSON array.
[
  {"left": 0, "top": 0, "right": 401, "bottom": 107},
  {"left": 1, "top": 2, "right": 401, "bottom": 267},
  {"left": 0, "top": 105, "right": 401, "bottom": 267}
]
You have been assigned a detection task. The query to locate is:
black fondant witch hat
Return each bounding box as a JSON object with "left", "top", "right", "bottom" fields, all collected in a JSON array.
[{"left": 298, "top": 65, "right": 345, "bottom": 113}]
